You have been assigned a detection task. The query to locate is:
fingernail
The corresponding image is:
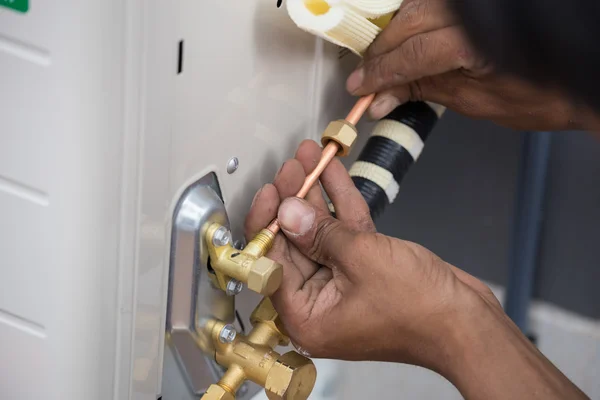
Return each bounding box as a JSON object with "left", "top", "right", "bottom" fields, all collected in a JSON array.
[
  {"left": 251, "top": 185, "right": 265, "bottom": 208},
  {"left": 275, "top": 161, "right": 287, "bottom": 179},
  {"left": 347, "top": 68, "right": 364, "bottom": 94},
  {"left": 278, "top": 198, "right": 315, "bottom": 236},
  {"left": 370, "top": 96, "right": 400, "bottom": 119}
]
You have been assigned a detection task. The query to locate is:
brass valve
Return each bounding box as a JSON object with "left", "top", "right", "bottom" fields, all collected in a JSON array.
[
  {"left": 205, "top": 223, "right": 283, "bottom": 296},
  {"left": 202, "top": 298, "right": 317, "bottom": 400}
]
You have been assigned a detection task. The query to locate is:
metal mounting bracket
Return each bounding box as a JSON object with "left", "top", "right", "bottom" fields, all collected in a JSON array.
[{"left": 164, "top": 172, "right": 234, "bottom": 396}]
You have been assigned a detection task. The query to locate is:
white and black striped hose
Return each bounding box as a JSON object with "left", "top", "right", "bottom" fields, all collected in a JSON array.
[{"left": 331, "top": 101, "right": 446, "bottom": 220}]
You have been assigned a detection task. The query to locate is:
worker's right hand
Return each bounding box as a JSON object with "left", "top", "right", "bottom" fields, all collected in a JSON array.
[
  {"left": 246, "top": 140, "right": 589, "bottom": 399},
  {"left": 346, "top": 0, "right": 597, "bottom": 131},
  {"left": 245, "top": 139, "right": 500, "bottom": 368}
]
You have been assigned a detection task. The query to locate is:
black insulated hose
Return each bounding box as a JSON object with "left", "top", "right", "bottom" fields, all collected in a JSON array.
[{"left": 331, "top": 101, "right": 445, "bottom": 220}]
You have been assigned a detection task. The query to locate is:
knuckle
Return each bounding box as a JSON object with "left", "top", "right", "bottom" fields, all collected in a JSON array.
[
  {"left": 308, "top": 218, "right": 343, "bottom": 264},
  {"left": 457, "top": 47, "right": 478, "bottom": 70},
  {"left": 365, "top": 55, "right": 408, "bottom": 90},
  {"left": 402, "top": 35, "right": 427, "bottom": 64},
  {"left": 454, "top": 34, "right": 489, "bottom": 72},
  {"left": 365, "top": 56, "right": 391, "bottom": 89},
  {"left": 398, "top": 0, "right": 430, "bottom": 30},
  {"left": 355, "top": 207, "right": 376, "bottom": 232}
]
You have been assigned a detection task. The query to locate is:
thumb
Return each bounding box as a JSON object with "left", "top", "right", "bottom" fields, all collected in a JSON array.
[{"left": 278, "top": 197, "right": 356, "bottom": 266}]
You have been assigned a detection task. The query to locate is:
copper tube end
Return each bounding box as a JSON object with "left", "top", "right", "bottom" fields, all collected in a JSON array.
[{"left": 267, "top": 219, "right": 280, "bottom": 235}]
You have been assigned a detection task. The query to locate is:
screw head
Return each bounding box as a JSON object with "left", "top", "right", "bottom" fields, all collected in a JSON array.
[
  {"left": 212, "top": 227, "right": 232, "bottom": 247},
  {"left": 226, "top": 157, "right": 239, "bottom": 174},
  {"left": 233, "top": 239, "right": 246, "bottom": 250},
  {"left": 226, "top": 279, "right": 244, "bottom": 296},
  {"left": 219, "top": 324, "right": 237, "bottom": 344}
]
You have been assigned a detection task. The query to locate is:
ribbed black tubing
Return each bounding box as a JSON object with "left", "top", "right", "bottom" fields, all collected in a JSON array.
[{"left": 352, "top": 101, "right": 440, "bottom": 220}]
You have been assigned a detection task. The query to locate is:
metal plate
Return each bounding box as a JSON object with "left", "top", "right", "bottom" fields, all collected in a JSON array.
[{"left": 162, "top": 173, "right": 234, "bottom": 397}]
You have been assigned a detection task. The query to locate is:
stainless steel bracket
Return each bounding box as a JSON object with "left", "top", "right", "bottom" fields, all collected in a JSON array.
[{"left": 164, "top": 173, "right": 234, "bottom": 396}]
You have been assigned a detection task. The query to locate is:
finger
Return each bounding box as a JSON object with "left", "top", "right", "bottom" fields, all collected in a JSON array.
[
  {"left": 277, "top": 197, "right": 358, "bottom": 267},
  {"left": 245, "top": 185, "right": 310, "bottom": 296},
  {"left": 294, "top": 140, "right": 329, "bottom": 211},
  {"left": 320, "top": 157, "right": 375, "bottom": 232},
  {"left": 244, "top": 184, "right": 280, "bottom": 239},
  {"left": 270, "top": 238, "right": 310, "bottom": 298},
  {"left": 365, "top": 0, "right": 458, "bottom": 58},
  {"left": 273, "top": 159, "right": 306, "bottom": 200},
  {"left": 369, "top": 91, "right": 404, "bottom": 120},
  {"left": 366, "top": 72, "right": 460, "bottom": 119},
  {"left": 349, "top": 27, "right": 484, "bottom": 96}
]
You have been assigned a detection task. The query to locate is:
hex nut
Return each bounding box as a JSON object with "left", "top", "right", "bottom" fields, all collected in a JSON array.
[
  {"left": 320, "top": 119, "right": 358, "bottom": 157},
  {"left": 218, "top": 324, "right": 237, "bottom": 344},
  {"left": 247, "top": 257, "right": 283, "bottom": 296},
  {"left": 226, "top": 279, "right": 244, "bottom": 296},
  {"left": 203, "top": 384, "right": 235, "bottom": 400},
  {"left": 265, "top": 351, "right": 317, "bottom": 400},
  {"left": 212, "top": 226, "right": 232, "bottom": 247}
]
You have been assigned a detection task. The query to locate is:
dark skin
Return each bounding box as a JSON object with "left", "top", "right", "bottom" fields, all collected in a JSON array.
[
  {"left": 245, "top": 140, "right": 589, "bottom": 399},
  {"left": 345, "top": 0, "right": 597, "bottom": 131}
]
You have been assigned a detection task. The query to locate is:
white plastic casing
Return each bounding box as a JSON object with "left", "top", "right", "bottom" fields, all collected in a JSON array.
[{"left": 0, "top": 1, "right": 363, "bottom": 399}]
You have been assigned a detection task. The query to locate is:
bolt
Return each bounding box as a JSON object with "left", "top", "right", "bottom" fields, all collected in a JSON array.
[
  {"left": 233, "top": 239, "right": 246, "bottom": 250},
  {"left": 226, "top": 279, "right": 244, "bottom": 296},
  {"left": 212, "top": 227, "right": 232, "bottom": 247},
  {"left": 226, "top": 157, "right": 239, "bottom": 174},
  {"left": 219, "top": 324, "right": 237, "bottom": 344}
]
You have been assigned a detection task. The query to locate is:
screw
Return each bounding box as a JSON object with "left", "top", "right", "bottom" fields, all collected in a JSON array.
[
  {"left": 233, "top": 239, "right": 246, "bottom": 250},
  {"left": 219, "top": 324, "right": 237, "bottom": 343},
  {"left": 212, "top": 227, "right": 232, "bottom": 247},
  {"left": 227, "top": 157, "right": 239, "bottom": 174},
  {"left": 226, "top": 279, "right": 244, "bottom": 296}
]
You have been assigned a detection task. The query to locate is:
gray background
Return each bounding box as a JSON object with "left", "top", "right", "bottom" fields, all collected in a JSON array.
[{"left": 372, "top": 111, "right": 600, "bottom": 319}]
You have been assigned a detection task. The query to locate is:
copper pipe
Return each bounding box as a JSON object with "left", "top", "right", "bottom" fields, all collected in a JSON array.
[
  {"left": 346, "top": 93, "right": 376, "bottom": 125},
  {"left": 266, "top": 94, "right": 375, "bottom": 235}
]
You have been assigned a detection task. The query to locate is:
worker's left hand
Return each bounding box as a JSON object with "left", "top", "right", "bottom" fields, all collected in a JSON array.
[{"left": 346, "top": 0, "right": 587, "bottom": 131}]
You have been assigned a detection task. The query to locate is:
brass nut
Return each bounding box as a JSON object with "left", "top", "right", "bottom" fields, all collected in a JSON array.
[
  {"left": 202, "top": 384, "right": 235, "bottom": 400},
  {"left": 265, "top": 352, "right": 317, "bottom": 400},
  {"left": 321, "top": 119, "right": 358, "bottom": 157},
  {"left": 247, "top": 257, "right": 283, "bottom": 296}
]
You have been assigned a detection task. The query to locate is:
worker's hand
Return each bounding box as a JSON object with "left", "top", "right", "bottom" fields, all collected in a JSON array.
[
  {"left": 245, "top": 140, "right": 499, "bottom": 366},
  {"left": 246, "top": 140, "right": 589, "bottom": 399},
  {"left": 346, "top": 0, "right": 586, "bottom": 131}
]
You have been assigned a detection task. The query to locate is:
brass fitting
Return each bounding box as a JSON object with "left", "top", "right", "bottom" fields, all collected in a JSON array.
[
  {"left": 202, "top": 298, "right": 317, "bottom": 400},
  {"left": 321, "top": 119, "right": 358, "bottom": 157},
  {"left": 205, "top": 224, "right": 283, "bottom": 296},
  {"left": 203, "top": 384, "right": 235, "bottom": 400}
]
